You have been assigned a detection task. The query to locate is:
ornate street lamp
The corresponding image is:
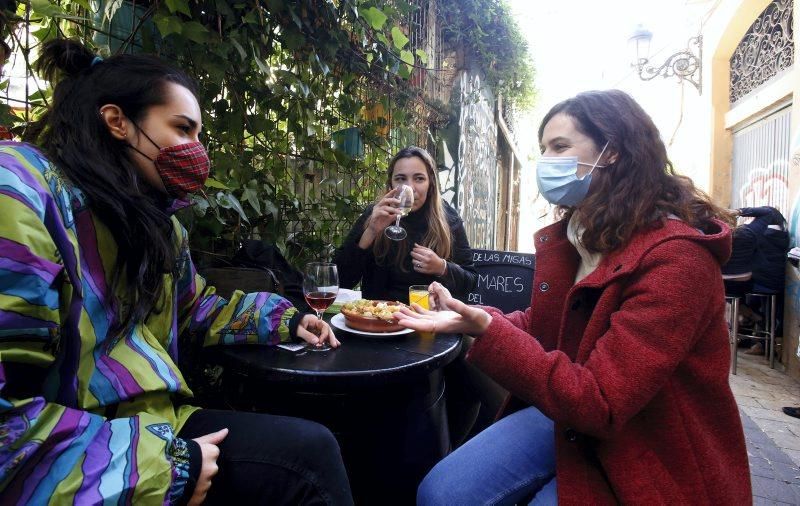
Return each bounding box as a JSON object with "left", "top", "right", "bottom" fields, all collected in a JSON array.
[{"left": 628, "top": 24, "right": 703, "bottom": 94}]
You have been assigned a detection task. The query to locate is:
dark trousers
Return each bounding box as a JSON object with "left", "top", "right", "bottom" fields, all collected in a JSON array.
[
  {"left": 445, "top": 336, "right": 509, "bottom": 448},
  {"left": 179, "top": 409, "right": 354, "bottom": 506}
]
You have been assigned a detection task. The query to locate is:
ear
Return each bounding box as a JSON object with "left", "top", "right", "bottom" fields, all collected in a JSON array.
[
  {"left": 99, "top": 104, "right": 130, "bottom": 141},
  {"left": 606, "top": 150, "right": 619, "bottom": 165}
]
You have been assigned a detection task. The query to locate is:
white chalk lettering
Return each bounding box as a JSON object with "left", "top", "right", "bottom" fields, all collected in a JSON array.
[
  {"left": 473, "top": 251, "right": 501, "bottom": 263},
  {"left": 468, "top": 292, "right": 483, "bottom": 304},
  {"left": 500, "top": 253, "right": 533, "bottom": 265}
]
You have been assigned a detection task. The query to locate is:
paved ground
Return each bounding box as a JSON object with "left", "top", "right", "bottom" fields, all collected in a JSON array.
[{"left": 730, "top": 350, "right": 800, "bottom": 504}]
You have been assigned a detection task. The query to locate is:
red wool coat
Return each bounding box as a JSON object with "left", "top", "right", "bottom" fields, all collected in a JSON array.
[{"left": 467, "top": 218, "right": 751, "bottom": 505}]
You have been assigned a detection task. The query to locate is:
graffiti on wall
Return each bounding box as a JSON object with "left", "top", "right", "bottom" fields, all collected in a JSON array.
[
  {"left": 738, "top": 164, "right": 790, "bottom": 216},
  {"left": 789, "top": 128, "right": 799, "bottom": 358},
  {"left": 789, "top": 128, "right": 800, "bottom": 246},
  {"left": 457, "top": 71, "right": 497, "bottom": 249}
]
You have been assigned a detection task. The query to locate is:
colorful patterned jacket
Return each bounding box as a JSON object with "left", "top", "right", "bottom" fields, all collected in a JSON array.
[{"left": 0, "top": 142, "right": 297, "bottom": 504}]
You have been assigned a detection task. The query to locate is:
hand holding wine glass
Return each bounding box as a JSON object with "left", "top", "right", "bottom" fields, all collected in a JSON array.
[
  {"left": 302, "top": 262, "right": 339, "bottom": 351},
  {"left": 384, "top": 184, "right": 414, "bottom": 241}
]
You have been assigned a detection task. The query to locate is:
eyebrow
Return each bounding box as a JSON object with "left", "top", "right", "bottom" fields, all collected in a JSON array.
[
  {"left": 546, "top": 136, "right": 571, "bottom": 145},
  {"left": 174, "top": 114, "right": 199, "bottom": 130}
]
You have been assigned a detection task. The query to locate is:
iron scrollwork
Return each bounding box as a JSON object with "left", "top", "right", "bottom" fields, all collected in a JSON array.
[
  {"left": 729, "top": 0, "right": 794, "bottom": 105},
  {"left": 636, "top": 36, "right": 703, "bottom": 93}
]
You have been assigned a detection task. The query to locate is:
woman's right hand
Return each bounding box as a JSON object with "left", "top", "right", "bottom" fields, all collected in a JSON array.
[
  {"left": 366, "top": 187, "right": 403, "bottom": 234},
  {"left": 394, "top": 282, "right": 492, "bottom": 336},
  {"left": 188, "top": 428, "right": 229, "bottom": 505},
  {"left": 358, "top": 187, "right": 403, "bottom": 249}
]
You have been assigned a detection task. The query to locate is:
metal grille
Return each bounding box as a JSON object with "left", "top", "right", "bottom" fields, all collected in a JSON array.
[
  {"left": 731, "top": 105, "right": 792, "bottom": 215},
  {"left": 729, "top": 0, "right": 794, "bottom": 105},
  {"left": 407, "top": 0, "right": 451, "bottom": 105}
]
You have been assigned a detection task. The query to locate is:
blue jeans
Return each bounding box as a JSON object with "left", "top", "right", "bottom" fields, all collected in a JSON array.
[{"left": 417, "top": 406, "right": 557, "bottom": 505}]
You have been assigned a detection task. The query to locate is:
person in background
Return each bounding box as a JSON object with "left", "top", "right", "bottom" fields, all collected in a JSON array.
[
  {"left": 0, "top": 39, "right": 351, "bottom": 505},
  {"left": 396, "top": 90, "right": 751, "bottom": 504},
  {"left": 739, "top": 206, "right": 790, "bottom": 294},
  {"left": 724, "top": 206, "right": 790, "bottom": 354},
  {"left": 334, "top": 146, "right": 477, "bottom": 302},
  {"left": 334, "top": 146, "right": 482, "bottom": 446}
]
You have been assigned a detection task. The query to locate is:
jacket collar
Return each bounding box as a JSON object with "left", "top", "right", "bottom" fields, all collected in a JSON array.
[{"left": 534, "top": 218, "right": 732, "bottom": 288}]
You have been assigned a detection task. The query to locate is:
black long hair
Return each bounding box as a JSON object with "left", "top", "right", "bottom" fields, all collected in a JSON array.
[{"left": 29, "top": 39, "right": 197, "bottom": 332}]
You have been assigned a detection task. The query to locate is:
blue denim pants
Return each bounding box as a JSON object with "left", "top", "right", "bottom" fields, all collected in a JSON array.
[{"left": 417, "top": 406, "right": 557, "bottom": 505}]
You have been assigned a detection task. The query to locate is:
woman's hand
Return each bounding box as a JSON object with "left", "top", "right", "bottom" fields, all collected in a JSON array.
[
  {"left": 394, "top": 282, "right": 492, "bottom": 335},
  {"left": 410, "top": 244, "right": 447, "bottom": 276},
  {"left": 297, "top": 314, "right": 341, "bottom": 348},
  {"left": 189, "top": 428, "right": 229, "bottom": 505},
  {"left": 358, "top": 188, "right": 403, "bottom": 250},
  {"left": 366, "top": 187, "right": 403, "bottom": 234}
]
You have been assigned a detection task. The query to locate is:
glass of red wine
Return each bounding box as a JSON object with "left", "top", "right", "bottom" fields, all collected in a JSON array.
[{"left": 302, "top": 262, "right": 339, "bottom": 351}]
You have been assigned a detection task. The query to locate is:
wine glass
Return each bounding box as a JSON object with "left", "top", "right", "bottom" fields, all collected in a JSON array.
[
  {"left": 384, "top": 184, "right": 414, "bottom": 241},
  {"left": 303, "top": 262, "right": 339, "bottom": 351}
]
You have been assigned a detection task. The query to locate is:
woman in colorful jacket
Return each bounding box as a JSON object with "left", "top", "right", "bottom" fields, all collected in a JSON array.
[
  {"left": 396, "top": 90, "right": 751, "bottom": 504},
  {"left": 0, "top": 40, "right": 352, "bottom": 505}
]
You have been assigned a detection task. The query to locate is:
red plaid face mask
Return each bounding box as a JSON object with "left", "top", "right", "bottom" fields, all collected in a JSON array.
[
  {"left": 153, "top": 141, "right": 211, "bottom": 197},
  {"left": 128, "top": 124, "right": 211, "bottom": 198}
]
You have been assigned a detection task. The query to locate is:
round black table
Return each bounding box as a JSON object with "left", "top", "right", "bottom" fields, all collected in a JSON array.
[{"left": 205, "top": 326, "right": 462, "bottom": 505}]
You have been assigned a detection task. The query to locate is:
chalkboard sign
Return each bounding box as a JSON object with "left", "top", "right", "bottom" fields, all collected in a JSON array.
[{"left": 467, "top": 249, "right": 536, "bottom": 313}]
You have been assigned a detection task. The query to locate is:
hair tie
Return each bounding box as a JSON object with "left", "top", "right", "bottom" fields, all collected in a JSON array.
[{"left": 91, "top": 56, "right": 104, "bottom": 67}]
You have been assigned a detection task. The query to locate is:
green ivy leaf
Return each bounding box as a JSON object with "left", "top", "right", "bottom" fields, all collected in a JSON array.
[
  {"left": 391, "top": 26, "right": 409, "bottom": 50},
  {"left": 215, "top": 191, "right": 250, "bottom": 224},
  {"left": 399, "top": 49, "right": 414, "bottom": 66},
  {"left": 190, "top": 194, "right": 211, "bottom": 216},
  {"left": 361, "top": 7, "right": 387, "bottom": 30},
  {"left": 164, "top": 0, "right": 191, "bottom": 16},
  {"left": 154, "top": 15, "right": 183, "bottom": 37},
  {"left": 100, "top": 0, "right": 123, "bottom": 22},
  {"left": 70, "top": 0, "right": 93, "bottom": 10},
  {"left": 415, "top": 49, "right": 429, "bottom": 65},
  {"left": 205, "top": 177, "right": 230, "bottom": 190},
  {"left": 182, "top": 22, "right": 210, "bottom": 43},
  {"left": 242, "top": 187, "right": 262, "bottom": 215},
  {"left": 263, "top": 199, "right": 279, "bottom": 219},
  {"left": 31, "top": 0, "right": 88, "bottom": 21},
  {"left": 230, "top": 39, "right": 247, "bottom": 60}
]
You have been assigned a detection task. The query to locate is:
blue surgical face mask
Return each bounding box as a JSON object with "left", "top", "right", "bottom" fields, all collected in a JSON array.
[{"left": 536, "top": 142, "right": 609, "bottom": 206}]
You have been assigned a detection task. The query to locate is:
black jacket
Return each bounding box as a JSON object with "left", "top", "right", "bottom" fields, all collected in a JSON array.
[
  {"left": 723, "top": 206, "right": 790, "bottom": 292},
  {"left": 334, "top": 201, "right": 477, "bottom": 302}
]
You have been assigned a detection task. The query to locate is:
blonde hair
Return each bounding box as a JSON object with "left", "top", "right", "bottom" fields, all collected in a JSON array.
[{"left": 369, "top": 146, "right": 452, "bottom": 269}]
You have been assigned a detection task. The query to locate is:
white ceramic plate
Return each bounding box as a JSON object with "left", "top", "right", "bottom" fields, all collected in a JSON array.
[{"left": 330, "top": 313, "right": 414, "bottom": 337}]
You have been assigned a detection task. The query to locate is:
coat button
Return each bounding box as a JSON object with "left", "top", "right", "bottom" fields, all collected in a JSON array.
[
  {"left": 565, "top": 428, "right": 578, "bottom": 442},
  {"left": 539, "top": 235, "right": 549, "bottom": 243},
  {"left": 539, "top": 282, "right": 550, "bottom": 292}
]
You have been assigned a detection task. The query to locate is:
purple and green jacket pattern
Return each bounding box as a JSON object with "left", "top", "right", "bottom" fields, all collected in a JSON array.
[{"left": 0, "top": 142, "right": 296, "bottom": 504}]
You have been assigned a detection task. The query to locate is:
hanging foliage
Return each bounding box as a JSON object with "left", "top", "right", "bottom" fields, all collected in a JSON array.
[
  {"left": 439, "top": 0, "right": 535, "bottom": 109},
  {"left": 0, "top": 0, "right": 534, "bottom": 265}
]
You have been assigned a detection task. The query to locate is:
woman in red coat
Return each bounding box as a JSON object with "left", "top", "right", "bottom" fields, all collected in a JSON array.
[{"left": 397, "top": 90, "right": 751, "bottom": 505}]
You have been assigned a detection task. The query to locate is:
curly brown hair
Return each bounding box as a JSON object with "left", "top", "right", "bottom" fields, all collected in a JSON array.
[{"left": 539, "top": 90, "right": 734, "bottom": 253}]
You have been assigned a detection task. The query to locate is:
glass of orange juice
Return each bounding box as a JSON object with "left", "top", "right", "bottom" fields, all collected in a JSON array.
[{"left": 409, "top": 285, "right": 430, "bottom": 310}]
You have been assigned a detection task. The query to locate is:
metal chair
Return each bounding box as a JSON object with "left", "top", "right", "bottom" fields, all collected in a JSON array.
[
  {"left": 725, "top": 295, "right": 741, "bottom": 374},
  {"left": 738, "top": 292, "right": 778, "bottom": 369},
  {"left": 726, "top": 292, "right": 778, "bottom": 374}
]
